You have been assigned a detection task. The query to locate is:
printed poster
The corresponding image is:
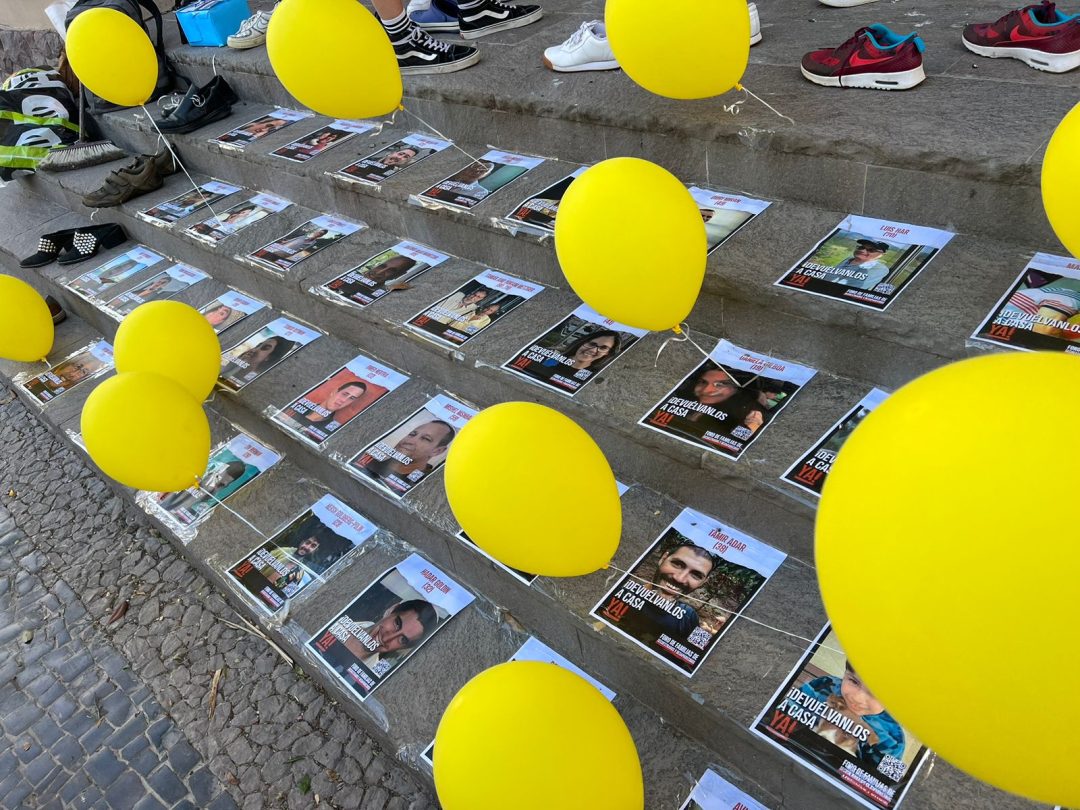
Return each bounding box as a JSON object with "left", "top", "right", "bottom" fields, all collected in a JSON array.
[
  {"left": 421, "top": 634, "right": 615, "bottom": 765},
  {"left": 453, "top": 481, "right": 627, "bottom": 587},
  {"left": 211, "top": 107, "right": 312, "bottom": 149},
  {"left": 331, "top": 132, "right": 452, "bottom": 187},
  {"left": 775, "top": 215, "right": 954, "bottom": 311},
  {"left": 227, "top": 495, "right": 376, "bottom": 616},
  {"left": 66, "top": 246, "right": 166, "bottom": 301},
  {"left": 591, "top": 507, "right": 785, "bottom": 677},
  {"left": 219, "top": 317, "right": 322, "bottom": 392},
  {"left": 640, "top": 340, "right": 816, "bottom": 461},
  {"left": 307, "top": 553, "right": 474, "bottom": 700},
  {"left": 103, "top": 263, "right": 208, "bottom": 319},
  {"left": 679, "top": 769, "right": 769, "bottom": 810},
  {"left": 244, "top": 215, "right": 362, "bottom": 275},
  {"left": 185, "top": 192, "right": 292, "bottom": 245},
  {"left": 417, "top": 149, "right": 544, "bottom": 211},
  {"left": 151, "top": 433, "right": 281, "bottom": 528},
  {"left": 405, "top": 269, "right": 543, "bottom": 348},
  {"left": 689, "top": 187, "right": 771, "bottom": 255},
  {"left": 199, "top": 290, "right": 267, "bottom": 335},
  {"left": 750, "top": 625, "right": 929, "bottom": 810},
  {"left": 21, "top": 340, "right": 113, "bottom": 405},
  {"left": 137, "top": 180, "right": 242, "bottom": 226},
  {"left": 346, "top": 393, "right": 476, "bottom": 500},
  {"left": 971, "top": 252, "right": 1080, "bottom": 353},
  {"left": 782, "top": 389, "right": 888, "bottom": 498},
  {"left": 271, "top": 119, "right": 377, "bottom": 164},
  {"left": 503, "top": 303, "right": 647, "bottom": 397},
  {"left": 272, "top": 354, "right": 409, "bottom": 447},
  {"left": 317, "top": 240, "right": 450, "bottom": 310},
  {"left": 502, "top": 167, "right": 585, "bottom": 234}
]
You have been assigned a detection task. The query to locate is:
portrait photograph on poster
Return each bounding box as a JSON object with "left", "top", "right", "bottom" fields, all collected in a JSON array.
[
  {"left": 65, "top": 246, "right": 165, "bottom": 301},
  {"left": 318, "top": 241, "right": 450, "bottom": 310},
  {"left": 271, "top": 119, "right": 376, "bottom": 164},
  {"left": 332, "top": 132, "right": 452, "bottom": 186},
  {"left": 198, "top": 290, "right": 267, "bottom": 335},
  {"left": 502, "top": 167, "right": 585, "bottom": 235},
  {"left": 21, "top": 341, "right": 113, "bottom": 405},
  {"left": 103, "top": 263, "right": 208, "bottom": 319},
  {"left": 185, "top": 192, "right": 292, "bottom": 245},
  {"left": 219, "top": 317, "right": 322, "bottom": 392},
  {"left": 211, "top": 108, "right": 311, "bottom": 149},
  {"left": 138, "top": 180, "right": 242, "bottom": 226},
  {"left": 688, "top": 187, "right": 771, "bottom": 255},
  {"left": 244, "top": 215, "right": 363, "bottom": 275},
  {"left": 417, "top": 149, "right": 544, "bottom": 211}
]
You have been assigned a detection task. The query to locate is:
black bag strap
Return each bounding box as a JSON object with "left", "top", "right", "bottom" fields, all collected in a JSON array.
[{"left": 133, "top": 0, "right": 166, "bottom": 54}]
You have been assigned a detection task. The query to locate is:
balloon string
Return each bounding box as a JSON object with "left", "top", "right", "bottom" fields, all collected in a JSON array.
[
  {"left": 654, "top": 322, "right": 713, "bottom": 367},
  {"left": 734, "top": 83, "right": 795, "bottom": 126},
  {"left": 398, "top": 104, "right": 486, "bottom": 167},
  {"left": 603, "top": 561, "right": 843, "bottom": 655},
  {"left": 195, "top": 476, "right": 273, "bottom": 541},
  {"left": 139, "top": 105, "right": 224, "bottom": 226}
]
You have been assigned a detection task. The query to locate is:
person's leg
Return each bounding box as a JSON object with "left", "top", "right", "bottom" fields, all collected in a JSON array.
[{"left": 373, "top": 0, "right": 481, "bottom": 74}]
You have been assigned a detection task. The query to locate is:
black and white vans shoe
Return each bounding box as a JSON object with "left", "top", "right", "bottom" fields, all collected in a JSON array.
[
  {"left": 395, "top": 28, "right": 480, "bottom": 74},
  {"left": 458, "top": 0, "right": 542, "bottom": 40}
]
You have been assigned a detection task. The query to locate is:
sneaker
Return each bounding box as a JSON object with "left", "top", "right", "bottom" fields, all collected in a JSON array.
[
  {"left": 395, "top": 28, "right": 480, "bottom": 74},
  {"left": 801, "top": 24, "right": 926, "bottom": 89},
  {"left": 82, "top": 157, "right": 163, "bottom": 208},
  {"left": 458, "top": 0, "right": 543, "bottom": 40},
  {"left": 408, "top": 0, "right": 460, "bottom": 31},
  {"left": 543, "top": 21, "right": 619, "bottom": 72},
  {"left": 228, "top": 8, "right": 273, "bottom": 49},
  {"left": 749, "top": 2, "right": 761, "bottom": 45},
  {"left": 963, "top": 0, "right": 1080, "bottom": 72},
  {"left": 818, "top": 0, "right": 879, "bottom": 6}
]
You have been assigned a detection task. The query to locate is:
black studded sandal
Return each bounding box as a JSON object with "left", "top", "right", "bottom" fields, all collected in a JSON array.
[
  {"left": 19, "top": 229, "right": 77, "bottom": 268},
  {"left": 57, "top": 223, "right": 128, "bottom": 266}
]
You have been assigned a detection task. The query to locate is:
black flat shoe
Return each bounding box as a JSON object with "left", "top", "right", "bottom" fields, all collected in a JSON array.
[
  {"left": 156, "top": 77, "right": 239, "bottom": 135},
  {"left": 57, "top": 223, "right": 128, "bottom": 265},
  {"left": 20, "top": 229, "right": 76, "bottom": 268}
]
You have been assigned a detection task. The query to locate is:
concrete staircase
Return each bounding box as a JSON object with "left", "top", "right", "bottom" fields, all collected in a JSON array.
[{"left": 0, "top": 0, "right": 1064, "bottom": 807}]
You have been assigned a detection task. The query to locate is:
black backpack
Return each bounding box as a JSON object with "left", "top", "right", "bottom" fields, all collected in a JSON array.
[{"left": 64, "top": 0, "right": 185, "bottom": 112}]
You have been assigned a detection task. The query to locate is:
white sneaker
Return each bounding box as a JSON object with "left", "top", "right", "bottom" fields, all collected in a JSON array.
[
  {"left": 818, "top": 0, "right": 878, "bottom": 6},
  {"left": 542, "top": 20, "right": 619, "bottom": 72},
  {"left": 749, "top": 2, "right": 761, "bottom": 45},
  {"left": 227, "top": 8, "right": 273, "bottom": 49}
]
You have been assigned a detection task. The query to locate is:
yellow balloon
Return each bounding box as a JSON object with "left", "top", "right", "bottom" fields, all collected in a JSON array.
[
  {"left": 607, "top": 0, "right": 749, "bottom": 98},
  {"left": 82, "top": 371, "right": 211, "bottom": 492},
  {"left": 444, "top": 403, "right": 621, "bottom": 577},
  {"left": 0, "top": 275, "right": 53, "bottom": 362},
  {"left": 555, "top": 158, "right": 705, "bottom": 331},
  {"left": 434, "top": 661, "right": 643, "bottom": 810},
  {"left": 1043, "top": 100, "right": 1080, "bottom": 259},
  {"left": 65, "top": 8, "right": 158, "bottom": 108},
  {"left": 817, "top": 352, "right": 1080, "bottom": 808},
  {"left": 114, "top": 301, "right": 221, "bottom": 401},
  {"left": 267, "top": 0, "right": 402, "bottom": 119}
]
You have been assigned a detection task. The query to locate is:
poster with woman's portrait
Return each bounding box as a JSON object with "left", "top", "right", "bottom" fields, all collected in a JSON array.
[
  {"left": 244, "top": 215, "right": 363, "bottom": 275},
  {"left": 138, "top": 180, "right": 241, "bottom": 226},
  {"left": 270, "top": 119, "right": 376, "bottom": 164},
  {"left": 211, "top": 108, "right": 311, "bottom": 150},
  {"left": 503, "top": 303, "right": 647, "bottom": 397},
  {"left": 219, "top": 316, "right": 322, "bottom": 392},
  {"left": 198, "top": 290, "right": 267, "bottom": 335},
  {"left": 185, "top": 192, "right": 291, "bottom": 245}
]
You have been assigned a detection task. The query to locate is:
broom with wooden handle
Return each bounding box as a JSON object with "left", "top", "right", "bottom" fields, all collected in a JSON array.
[{"left": 37, "top": 83, "right": 128, "bottom": 172}]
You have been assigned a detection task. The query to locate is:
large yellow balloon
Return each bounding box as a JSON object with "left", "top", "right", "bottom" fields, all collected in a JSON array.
[
  {"left": 434, "top": 661, "right": 643, "bottom": 810},
  {"left": 114, "top": 301, "right": 221, "bottom": 401},
  {"left": 0, "top": 275, "right": 53, "bottom": 362},
  {"left": 607, "top": 0, "right": 749, "bottom": 98},
  {"left": 267, "top": 0, "right": 402, "bottom": 119},
  {"left": 65, "top": 8, "right": 158, "bottom": 108},
  {"left": 555, "top": 158, "right": 706, "bottom": 331},
  {"left": 817, "top": 352, "right": 1080, "bottom": 808},
  {"left": 82, "top": 371, "right": 211, "bottom": 492},
  {"left": 1043, "top": 101, "right": 1080, "bottom": 258},
  {"left": 444, "top": 403, "right": 621, "bottom": 577}
]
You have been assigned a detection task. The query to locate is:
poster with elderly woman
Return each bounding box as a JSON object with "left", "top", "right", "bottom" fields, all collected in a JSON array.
[
  {"left": 417, "top": 149, "right": 544, "bottom": 211},
  {"left": 244, "top": 214, "right": 363, "bottom": 275},
  {"left": 227, "top": 495, "right": 376, "bottom": 616},
  {"left": 640, "top": 339, "right": 816, "bottom": 462},
  {"left": 150, "top": 433, "right": 282, "bottom": 530},
  {"left": 774, "top": 214, "right": 954, "bottom": 311},
  {"left": 307, "top": 553, "right": 474, "bottom": 701},
  {"left": 592, "top": 507, "right": 786, "bottom": 677},
  {"left": 219, "top": 317, "right": 322, "bottom": 393},
  {"left": 331, "top": 132, "right": 452, "bottom": 187},
  {"left": 503, "top": 303, "right": 647, "bottom": 397},
  {"left": 185, "top": 192, "right": 292, "bottom": 245},
  {"left": 272, "top": 354, "right": 409, "bottom": 447},
  {"left": 405, "top": 269, "right": 543, "bottom": 348},
  {"left": 198, "top": 289, "right": 267, "bottom": 335}
]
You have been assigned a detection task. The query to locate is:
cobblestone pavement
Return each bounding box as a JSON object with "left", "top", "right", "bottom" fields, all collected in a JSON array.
[{"left": 0, "top": 392, "right": 437, "bottom": 810}]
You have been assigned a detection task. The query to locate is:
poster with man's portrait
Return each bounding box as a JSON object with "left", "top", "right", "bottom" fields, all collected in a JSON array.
[
  {"left": 417, "top": 149, "right": 544, "bottom": 211},
  {"left": 591, "top": 507, "right": 785, "bottom": 677},
  {"left": 66, "top": 246, "right": 165, "bottom": 301},
  {"left": 751, "top": 625, "right": 929, "bottom": 810},
  {"left": 244, "top": 215, "right": 363, "bottom": 275},
  {"left": 331, "top": 132, "right": 452, "bottom": 186},
  {"left": 138, "top": 180, "right": 241, "bottom": 226},
  {"left": 307, "top": 553, "right": 474, "bottom": 700},
  {"left": 270, "top": 119, "right": 375, "bottom": 164},
  {"left": 20, "top": 340, "right": 113, "bottom": 406},
  {"left": 227, "top": 495, "right": 376, "bottom": 616},
  {"left": 211, "top": 108, "right": 311, "bottom": 150},
  {"left": 104, "top": 263, "right": 208, "bottom": 319},
  {"left": 502, "top": 167, "right": 585, "bottom": 235},
  {"left": 318, "top": 240, "right": 449, "bottom": 310}
]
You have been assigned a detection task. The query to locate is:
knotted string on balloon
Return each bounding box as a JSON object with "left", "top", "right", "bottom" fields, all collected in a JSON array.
[
  {"left": 727, "top": 83, "right": 795, "bottom": 126},
  {"left": 397, "top": 104, "right": 487, "bottom": 168},
  {"left": 654, "top": 322, "right": 714, "bottom": 367},
  {"left": 138, "top": 104, "right": 224, "bottom": 226},
  {"left": 193, "top": 475, "right": 272, "bottom": 542}
]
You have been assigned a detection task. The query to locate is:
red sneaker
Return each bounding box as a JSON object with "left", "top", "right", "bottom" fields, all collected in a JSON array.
[
  {"left": 963, "top": 0, "right": 1080, "bottom": 72},
  {"left": 801, "top": 24, "right": 927, "bottom": 90}
]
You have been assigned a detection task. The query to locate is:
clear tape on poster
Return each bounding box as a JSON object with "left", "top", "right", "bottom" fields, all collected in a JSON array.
[
  {"left": 233, "top": 216, "right": 369, "bottom": 280},
  {"left": 260, "top": 403, "right": 335, "bottom": 455},
  {"left": 12, "top": 340, "right": 115, "bottom": 410}
]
